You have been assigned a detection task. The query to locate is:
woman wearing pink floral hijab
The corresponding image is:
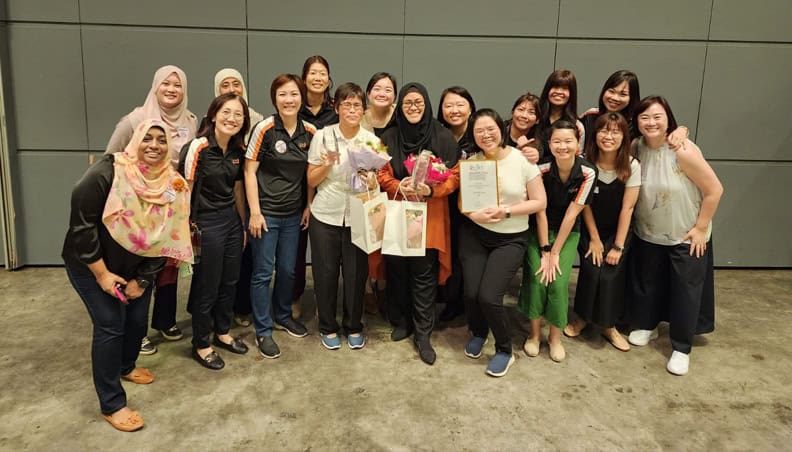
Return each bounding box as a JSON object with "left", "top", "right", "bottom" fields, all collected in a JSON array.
[{"left": 64, "top": 119, "right": 191, "bottom": 432}]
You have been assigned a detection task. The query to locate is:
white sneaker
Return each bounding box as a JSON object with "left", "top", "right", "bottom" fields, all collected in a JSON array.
[
  {"left": 667, "top": 351, "right": 690, "bottom": 376},
  {"left": 628, "top": 329, "right": 658, "bottom": 346}
]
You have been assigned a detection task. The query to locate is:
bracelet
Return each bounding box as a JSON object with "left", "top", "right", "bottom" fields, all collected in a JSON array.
[{"left": 612, "top": 244, "right": 624, "bottom": 252}]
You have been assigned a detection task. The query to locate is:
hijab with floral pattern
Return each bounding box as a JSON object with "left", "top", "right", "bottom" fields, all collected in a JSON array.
[{"left": 102, "top": 119, "right": 194, "bottom": 264}]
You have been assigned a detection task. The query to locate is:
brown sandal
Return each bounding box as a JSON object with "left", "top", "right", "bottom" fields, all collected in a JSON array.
[
  {"left": 103, "top": 410, "right": 144, "bottom": 432},
  {"left": 121, "top": 368, "right": 154, "bottom": 384}
]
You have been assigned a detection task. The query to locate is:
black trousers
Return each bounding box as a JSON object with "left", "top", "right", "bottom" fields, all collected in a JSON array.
[
  {"left": 438, "top": 191, "right": 464, "bottom": 307},
  {"left": 66, "top": 265, "right": 152, "bottom": 414},
  {"left": 188, "top": 207, "right": 243, "bottom": 349},
  {"left": 459, "top": 221, "right": 527, "bottom": 354},
  {"left": 384, "top": 249, "right": 439, "bottom": 340},
  {"left": 627, "top": 237, "right": 715, "bottom": 354},
  {"left": 308, "top": 215, "right": 368, "bottom": 335},
  {"left": 234, "top": 243, "right": 253, "bottom": 316},
  {"left": 151, "top": 281, "right": 177, "bottom": 331}
]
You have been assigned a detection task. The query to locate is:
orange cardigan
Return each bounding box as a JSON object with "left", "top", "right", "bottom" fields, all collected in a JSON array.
[{"left": 376, "top": 162, "right": 460, "bottom": 284}]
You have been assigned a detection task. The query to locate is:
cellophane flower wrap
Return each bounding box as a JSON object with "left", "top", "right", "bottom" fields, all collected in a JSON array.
[
  {"left": 403, "top": 151, "right": 450, "bottom": 186},
  {"left": 347, "top": 140, "right": 391, "bottom": 192}
]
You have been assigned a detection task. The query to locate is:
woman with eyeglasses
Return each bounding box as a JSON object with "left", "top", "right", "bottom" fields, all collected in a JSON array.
[
  {"left": 307, "top": 82, "right": 381, "bottom": 350},
  {"left": 377, "top": 82, "right": 460, "bottom": 365},
  {"left": 179, "top": 93, "right": 251, "bottom": 370}
]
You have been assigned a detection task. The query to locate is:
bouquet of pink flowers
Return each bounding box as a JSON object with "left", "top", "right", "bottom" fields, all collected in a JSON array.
[
  {"left": 403, "top": 150, "right": 450, "bottom": 186},
  {"left": 347, "top": 140, "right": 391, "bottom": 192}
]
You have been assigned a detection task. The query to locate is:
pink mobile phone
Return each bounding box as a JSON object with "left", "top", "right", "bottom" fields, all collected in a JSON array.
[{"left": 113, "top": 284, "right": 128, "bottom": 305}]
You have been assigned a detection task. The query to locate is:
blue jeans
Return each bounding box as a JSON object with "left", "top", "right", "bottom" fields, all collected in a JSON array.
[
  {"left": 66, "top": 265, "right": 153, "bottom": 414},
  {"left": 249, "top": 212, "right": 302, "bottom": 337}
]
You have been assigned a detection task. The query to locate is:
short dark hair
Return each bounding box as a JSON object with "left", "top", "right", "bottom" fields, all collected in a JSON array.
[
  {"left": 437, "top": 86, "right": 477, "bottom": 127},
  {"left": 597, "top": 70, "right": 641, "bottom": 119},
  {"left": 198, "top": 93, "right": 251, "bottom": 151},
  {"left": 301, "top": 55, "right": 333, "bottom": 107},
  {"left": 549, "top": 119, "right": 580, "bottom": 140},
  {"left": 365, "top": 72, "right": 397, "bottom": 98},
  {"left": 634, "top": 95, "right": 679, "bottom": 137},
  {"left": 269, "top": 73, "right": 305, "bottom": 110},
  {"left": 333, "top": 82, "right": 367, "bottom": 111},
  {"left": 468, "top": 108, "right": 506, "bottom": 151}
]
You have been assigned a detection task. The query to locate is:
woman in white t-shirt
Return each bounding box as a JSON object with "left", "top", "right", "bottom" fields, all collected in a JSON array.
[
  {"left": 307, "top": 82, "right": 381, "bottom": 351},
  {"left": 459, "top": 108, "right": 547, "bottom": 377},
  {"left": 564, "top": 112, "right": 640, "bottom": 352}
]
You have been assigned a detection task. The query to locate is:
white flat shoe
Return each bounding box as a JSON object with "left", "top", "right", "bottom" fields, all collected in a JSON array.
[
  {"left": 667, "top": 350, "right": 690, "bottom": 376},
  {"left": 628, "top": 329, "right": 658, "bottom": 346}
]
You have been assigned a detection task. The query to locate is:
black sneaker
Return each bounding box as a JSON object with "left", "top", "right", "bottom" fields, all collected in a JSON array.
[
  {"left": 159, "top": 325, "right": 183, "bottom": 341},
  {"left": 256, "top": 336, "right": 281, "bottom": 359},
  {"left": 139, "top": 336, "right": 157, "bottom": 355},
  {"left": 274, "top": 318, "right": 308, "bottom": 338}
]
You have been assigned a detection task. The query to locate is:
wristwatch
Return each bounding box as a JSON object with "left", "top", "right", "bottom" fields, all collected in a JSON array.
[
  {"left": 612, "top": 244, "right": 624, "bottom": 252},
  {"left": 504, "top": 207, "right": 511, "bottom": 219},
  {"left": 541, "top": 244, "right": 552, "bottom": 253},
  {"left": 135, "top": 277, "right": 151, "bottom": 289}
]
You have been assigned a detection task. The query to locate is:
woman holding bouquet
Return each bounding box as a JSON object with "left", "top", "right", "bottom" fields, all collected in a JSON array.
[
  {"left": 377, "top": 82, "right": 460, "bottom": 365},
  {"left": 307, "top": 82, "right": 382, "bottom": 350}
]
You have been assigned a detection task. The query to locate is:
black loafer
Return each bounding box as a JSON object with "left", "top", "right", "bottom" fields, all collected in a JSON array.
[
  {"left": 213, "top": 336, "right": 249, "bottom": 355},
  {"left": 192, "top": 348, "right": 225, "bottom": 370}
]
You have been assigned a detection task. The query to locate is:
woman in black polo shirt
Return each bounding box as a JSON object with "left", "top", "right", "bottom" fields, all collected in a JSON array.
[
  {"left": 245, "top": 74, "right": 316, "bottom": 359},
  {"left": 180, "top": 93, "right": 251, "bottom": 370},
  {"left": 504, "top": 92, "right": 542, "bottom": 163},
  {"left": 518, "top": 120, "right": 596, "bottom": 363}
]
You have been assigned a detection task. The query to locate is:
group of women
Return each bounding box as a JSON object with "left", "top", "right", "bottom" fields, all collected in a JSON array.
[{"left": 63, "top": 57, "right": 722, "bottom": 431}]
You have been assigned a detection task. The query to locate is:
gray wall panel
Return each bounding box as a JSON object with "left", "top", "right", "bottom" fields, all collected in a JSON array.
[
  {"left": 5, "top": 0, "right": 79, "bottom": 22},
  {"left": 7, "top": 24, "right": 87, "bottom": 150},
  {"left": 82, "top": 26, "right": 247, "bottom": 150},
  {"left": 79, "top": 0, "right": 246, "bottom": 28},
  {"left": 558, "top": 0, "right": 711, "bottom": 40},
  {"left": 710, "top": 0, "right": 792, "bottom": 42},
  {"left": 710, "top": 162, "right": 792, "bottom": 267},
  {"left": 697, "top": 44, "right": 792, "bottom": 161},
  {"left": 247, "top": 1, "right": 404, "bottom": 34},
  {"left": 556, "top": 40, "right": 706, "bottom": 138},
  {"left": 16, "top": 152, "right": 93, "bottom": 265},
  {"left": 403, "top": 37, "right": 556, "bottom": 116},
  {"left": 405, "top": 0, "right": 558, "bottom": 37},
  {"left": 247, "top": 32, "right": 404, "bottom": 116}
]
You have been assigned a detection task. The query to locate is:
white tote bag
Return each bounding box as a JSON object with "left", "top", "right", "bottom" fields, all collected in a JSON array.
[
  {"left": 349, "top": 191, "right": 388, "bottom": 254},
  {"left": 381, "top": 196, "right": 428, "bottom": 257}
]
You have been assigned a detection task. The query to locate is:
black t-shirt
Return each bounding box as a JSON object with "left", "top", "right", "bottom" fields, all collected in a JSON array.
[
  {"left": 299, "top": 103, "right": 338, "bottom": 129},
  {"left": 536, "top": 156, "right": 597, "bottom": 232},
  {"left": 245, "top": 115, "right": 316, "bottom": 216},
  {"left": 179, "top": 135, "right": 244, "bottom": 213},
  {"left": 62, "top": 155, "right": 166, "bottom": 281}
]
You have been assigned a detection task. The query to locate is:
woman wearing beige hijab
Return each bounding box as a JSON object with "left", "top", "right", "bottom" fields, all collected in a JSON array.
[
  {"left": 212, "top": 68, "right": 265, "bottom": 127},
  {"left": 105, "top": 65, "right": 197, "bottom": 355}
]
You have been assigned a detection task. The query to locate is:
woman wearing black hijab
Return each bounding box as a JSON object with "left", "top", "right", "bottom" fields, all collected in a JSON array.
[{"left": 376, "top": 83, "right": 460, "bottom": 365}]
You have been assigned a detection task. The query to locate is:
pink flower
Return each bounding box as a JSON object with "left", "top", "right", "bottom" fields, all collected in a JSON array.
[{"left": 128, "top": 229, "right": 150, "bottom": 253}]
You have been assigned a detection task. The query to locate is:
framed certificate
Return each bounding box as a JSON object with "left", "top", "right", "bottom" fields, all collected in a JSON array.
[{"left": 459, "top": 160, "right": 500, "bottom": 213}]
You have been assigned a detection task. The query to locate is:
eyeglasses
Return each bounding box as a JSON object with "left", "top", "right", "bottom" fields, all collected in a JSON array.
[
  {"left": 473, "top": 127, "right": 500, "bottom": 137},
  {"left": 403, "top": 100, "right": 425, "bottom": 110},
  {"left": 597, "top": 129, "right": 623, "bottom": 137},
  {"left": 218, "top": 109, "right": 244, "bottom": 121},
  {"left": 339, "top": 102, "right": 364, "bottom": 111}
]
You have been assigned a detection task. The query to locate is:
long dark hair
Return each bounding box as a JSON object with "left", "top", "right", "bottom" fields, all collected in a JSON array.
[
  {"left": 301, "top": 55, "right": 333, "bottom": 108},
  {"left": 585, "top": 112, "right": 632, "bottom": 183},
  {"left": 539, "top": 69, "right": 578, "bottom": 129},
  {"left": 634, "top": 95, "right": 679, "bottom": 138},
  {"left": 198, "top": 93, "right": 251, "bottom": 150},
  {"left": 437, "top": 86, "right": 477, "bottom": 128},
  {"left": 597, "top": 70, "right": 640, "bottom": 119}
]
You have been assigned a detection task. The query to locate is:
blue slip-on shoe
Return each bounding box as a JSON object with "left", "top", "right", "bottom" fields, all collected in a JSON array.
[
  {"left": 464, "top": 336, "right": 488, "bottom": 359},
  {"left": 485, "top": 352, "right": 515, "bottom": 377},
  {"left": 347, "top": 333, "right": 366, "bottom": 350},
  {"left": 321, "top": 333, "right": 342, "bottom": 350}
]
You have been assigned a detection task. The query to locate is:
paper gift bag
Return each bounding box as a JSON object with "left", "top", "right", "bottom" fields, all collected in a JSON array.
[
  {"left": 382, "top": 199, "right": 427, "bottom": 257},
  {"left": 349, "top": 191, "right": 388, "bottom": 254}
]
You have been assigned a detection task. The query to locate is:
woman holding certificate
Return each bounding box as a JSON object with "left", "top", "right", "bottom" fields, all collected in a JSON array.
[
  {"left": 518, "top": 120, "right": 596, "bottom": 363},
  {"left": 377, "top": 82, "right": 459, "bottom": 365},
  {"left": 459, "top": 109, "right": 546, "bottom": 377}
]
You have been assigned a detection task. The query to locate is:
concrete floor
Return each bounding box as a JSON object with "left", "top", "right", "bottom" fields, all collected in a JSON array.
[{"left": 0, "top": 267, "right": 790, "bottom": 451}]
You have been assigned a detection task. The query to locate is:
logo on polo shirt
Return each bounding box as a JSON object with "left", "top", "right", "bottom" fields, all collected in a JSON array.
[
  {"left": 299, "top": 142, "right": 308, "bottom": 150},
  {"left": 275, "top": 140, "right": 287, "bottom": 154},
  {"left": 232, "top": 159, "right": 240, "bottom": 165}
]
